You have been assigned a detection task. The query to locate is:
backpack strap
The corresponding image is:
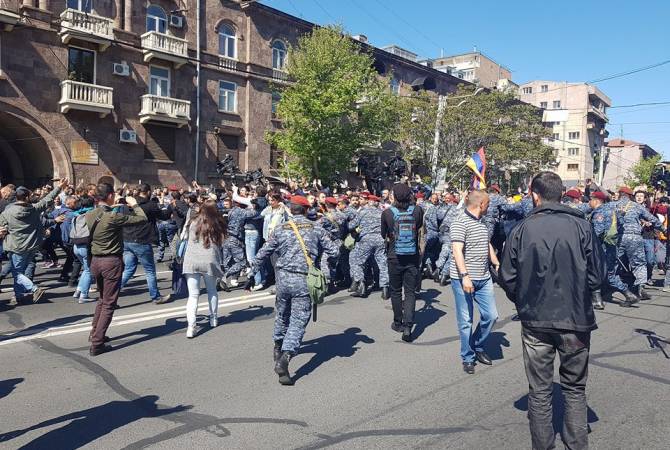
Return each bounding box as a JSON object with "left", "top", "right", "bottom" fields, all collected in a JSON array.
[{"left": 287, "top": 221, "right": 313, "bottom": 269}]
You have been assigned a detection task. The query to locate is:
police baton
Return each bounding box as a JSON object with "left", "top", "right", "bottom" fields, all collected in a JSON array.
[{"left": 312, "top": 303, "right": 318, "bottom": 322}]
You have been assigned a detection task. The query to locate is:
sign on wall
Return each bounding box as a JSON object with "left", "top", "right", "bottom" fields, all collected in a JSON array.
[{"left": 71, "top": 140, "right": 99, "bottom": 165}]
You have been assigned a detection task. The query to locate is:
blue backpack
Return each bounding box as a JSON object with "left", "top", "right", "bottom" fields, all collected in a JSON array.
[{"left": 390, "top": 206, "right": 417, "bottom": 255}]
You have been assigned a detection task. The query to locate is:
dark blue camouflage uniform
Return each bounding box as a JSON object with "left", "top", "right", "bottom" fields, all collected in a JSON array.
[
  {"left": 251, "top": 215, "right": 339, "bottom": 355},
  {"left": 483, "top": 193, "right": 507, "bottom": 238},
  {"left": 422, "top": 202, "right": 441, "bottom": 270},
  {"left": 436, "top": 205, "right": 462, "bottom": 277},
  {"left": 348, "top": 205, "right": 389, "bottom": 287},
  {"left": 318, "top": 210, "right": 347, "bottom": 281},
  {"left": 222, "top": 205, "right": 258, "bottom": 279},
  {"left": 615, "top": 197, "right": 662, "bottom": 286},
  {"left": 591, "top": 202, "right": 627, "bottom": 292}
]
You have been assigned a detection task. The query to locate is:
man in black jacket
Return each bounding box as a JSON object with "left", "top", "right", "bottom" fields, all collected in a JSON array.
[
  {"left": 499, "top": 171, "right": 604, "bottom": 450},
  {"left": 120, "top": 184, "right": 172, "bottom": 304}
]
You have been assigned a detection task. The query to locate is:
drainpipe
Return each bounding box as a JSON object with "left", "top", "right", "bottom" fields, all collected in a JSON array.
[
  {"left": 194, "top": 0, "right": 201, "bottom": 182},
  {"left": 123, "top": 0, "right": 132, "bottom": 32},
  {"left": 114, "top": 0, "right": 122, "bottom": 29}
]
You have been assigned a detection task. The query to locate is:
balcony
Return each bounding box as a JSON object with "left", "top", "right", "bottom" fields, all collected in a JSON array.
[
  {"left": 218, "top": 56, "right": 239, "bottom": 72},
  {"left": 271, "top": 69, "right": 290, "bottom": 83},
  {"left": 141, "top": 32, "right": 188, "bottom": 68},
  {"left": 59, "top": 9, "right": 114, "bottom": 51},
  {"left": 587, "top": 105, "right": 608, "bottom": 122},
  {"left": 59, "top": 80, "right": 114, "bottom": 117},
  {"left": 0, "top": 0, "right": 20, "bottom": 31},
  {"left": 139, "top": 94, "right": 190, "bottom": 127}
]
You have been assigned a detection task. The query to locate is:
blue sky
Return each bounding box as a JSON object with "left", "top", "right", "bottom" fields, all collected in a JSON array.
[{"left": 261, "top": 0, "right": 670, "bottom": 157}]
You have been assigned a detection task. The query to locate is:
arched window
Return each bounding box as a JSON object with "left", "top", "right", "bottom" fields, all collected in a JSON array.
[
  {"left": 218, "top": 23, "right": 237, "bottom": 60},
  {"left": 67, "top": 0, "right": 92, "bottom": 13},
  {"left": 146, "top": 5, "right": 167, "bottom": 34},
  {"left": 272, "top": 40, "right": 286, "bottom": 70}
]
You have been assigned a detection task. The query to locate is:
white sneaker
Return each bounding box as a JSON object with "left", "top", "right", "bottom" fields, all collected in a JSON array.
[
  {"left": 229, "top": 278, "right": 239, "bottom": 287},
  {"left": 186, "top": 325, "right": 195, "bottom": 339},
  {"left": 72, "top": 290, "right": 80, "bottom": 298},
  {"left": 209, "top": 316, "right": 218, "bottom": 328},
  {"left": 251, "top": 284, "right": 264, "bottom": 292}
]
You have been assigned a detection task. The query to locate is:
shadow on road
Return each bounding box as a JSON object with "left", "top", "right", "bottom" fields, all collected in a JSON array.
[
  {"left": 0, "top": 378, "right": 23, "bottom": 400},
  {"left": 0, "top": 314, "right": 92, "bottom": 342},
  {"left": 294, "top": 327, "right": 375, "bottom": 381},
  {"left": 0, "top": 395, "right": 189, "bottom": 449},
  {"left": 412, "top": 291, "right": 447, "bottom": 340},
  {"left": 482, "top": 331, "right": 511, "bottom": 361},
  {"left": 513, "top": 383, "right": 599, "bottom": 437}
]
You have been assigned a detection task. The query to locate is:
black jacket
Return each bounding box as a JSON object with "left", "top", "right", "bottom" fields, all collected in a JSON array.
[
  {"left": 122, "top": 197, "right": 170, "bottom": 245},
  {"left": 169, "top": 200, "right": 189, "bottom": 232},
  {"left": 499, "top": 203, "right": 605, "bottom": 332}
]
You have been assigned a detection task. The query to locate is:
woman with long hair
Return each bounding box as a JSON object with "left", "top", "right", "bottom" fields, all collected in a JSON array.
[{"left": 182, "top": 200, "right": 227, "bottom": 338}]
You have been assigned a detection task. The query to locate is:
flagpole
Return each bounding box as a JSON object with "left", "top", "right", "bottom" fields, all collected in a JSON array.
[{"left": 445, "top": 163, "right": 469, "bottom": 186}]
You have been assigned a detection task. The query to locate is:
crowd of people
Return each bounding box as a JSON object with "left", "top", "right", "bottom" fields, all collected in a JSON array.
[{"left": 0, "top": 170, "right": 667, "bottom": 449}]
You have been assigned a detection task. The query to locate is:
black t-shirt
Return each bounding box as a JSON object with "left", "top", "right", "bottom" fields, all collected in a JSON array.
[{"left": 381, "top": 205, "right": 424, "bottom": 263}]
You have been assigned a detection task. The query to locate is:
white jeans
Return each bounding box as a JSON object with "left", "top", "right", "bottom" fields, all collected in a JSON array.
[{"left": 185, "top": 273, "right": 219, "bottom": 326}]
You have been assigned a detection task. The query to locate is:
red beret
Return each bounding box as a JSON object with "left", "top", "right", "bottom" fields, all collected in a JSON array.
[
  {"left": 490, "top": 184, "right": 501, "bottom": 193},
  {"left": 368, "top": 195, "right": 380, "bottom": 202},
  {"left": 591, "top": 191, "right": 608, "bottom": 201},
  {"left": 325, "top": 196, "right": 338, "bottom": 206},
  {"left": 416, "top": 192, "right": 425, "bottom": 199},
  {"left": 360, "top": 192, "right": 370, "bottom": 199},
  {"left": 618, "top": 186, "right": 633, "bottom": 196},
  {"left": 565, "top": 189, "right": 581, "bottom": 199},
  {"left": 290, "top": 195, "right": 311, "bottom": 207},
  {"left": 168, "top": 185, "right": 178, "bottom": 191}
]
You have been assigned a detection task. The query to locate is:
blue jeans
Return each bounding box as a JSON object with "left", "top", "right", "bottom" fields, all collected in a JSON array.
[
  {"left": 451, "top": 277, "right": 498, "bottom": 363},
  {"left": 245, "top": 229, "right": 264, "bottom": 285},
  {"left": 74, "top": 244, "right": 92, "bottom": 297},
  {"left": 8, "top": 250, "right": 38, "bottom": 296},
  {"left": 121, "top": 242, "right": 161, "bottom": 299},
  {"left": 158, "top": 222, "right": 178, "bottom": 260}
]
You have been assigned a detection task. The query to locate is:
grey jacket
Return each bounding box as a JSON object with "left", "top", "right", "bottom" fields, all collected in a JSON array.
[{"left": 0, "top": 187, "right": 62, "bottom": 254}]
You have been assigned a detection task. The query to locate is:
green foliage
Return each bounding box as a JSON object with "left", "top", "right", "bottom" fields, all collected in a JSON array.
[
  {"left": 625, "top": 154, "right": 661, "bottom": 187},
  {"left": 266, "top": 26, "right": 400, "bottom": 182}
]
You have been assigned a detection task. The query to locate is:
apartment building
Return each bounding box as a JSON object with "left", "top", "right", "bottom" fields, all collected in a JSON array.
[
  {"left": 0, "top": 0, "right": 465, "bottom": 187},
  {"left": 519, "top": 81, "right": 611, "bottom": 185},
  {"left": 601, "top": 138, "right": 658, "bottom": 190},
  {"left": 421, "top": 50, "right": 512, "bottom": 89}
]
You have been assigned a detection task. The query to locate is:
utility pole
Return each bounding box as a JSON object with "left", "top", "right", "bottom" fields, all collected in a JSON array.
[
  {"left": 194, "top": 0, "right": 202, "bottom": 182},
  {"left": 430, "top": 95, "right": 447, "bottom": 185},
  {"left": 598, "top": 145, "right": 606, "bottom": 185}
]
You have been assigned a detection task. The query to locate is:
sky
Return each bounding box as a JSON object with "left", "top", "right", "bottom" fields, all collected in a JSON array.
[{"left": 261, "top": 0, "right": 670, "bottom": 157}]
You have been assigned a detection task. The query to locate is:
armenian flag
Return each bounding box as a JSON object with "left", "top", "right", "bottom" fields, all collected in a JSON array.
[{"left": 466, "top": 147, "right": 487, "bottom": 189}]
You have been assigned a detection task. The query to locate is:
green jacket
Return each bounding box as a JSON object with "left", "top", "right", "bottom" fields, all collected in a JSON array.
[
  {"left": 86, "top": 204, "right": 147, "bottom": 257},
  {"left": 0, "top": 187, "right": 61, "bottom": 254}
]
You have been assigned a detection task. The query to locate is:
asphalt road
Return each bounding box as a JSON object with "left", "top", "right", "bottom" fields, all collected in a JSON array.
[{"left": 1, "top": 263, "right": 669, "bottom": 449}]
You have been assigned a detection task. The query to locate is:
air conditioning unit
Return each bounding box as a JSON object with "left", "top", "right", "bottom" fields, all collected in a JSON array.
[
  {"left": 170, "top": 15, "right": 184, "bottom": 28},
  {"left": 113, "top": 62, "right": 130, "bottom": 77},
  {"left": 119, "top": 129, "right": 137, "bottom": 144}
]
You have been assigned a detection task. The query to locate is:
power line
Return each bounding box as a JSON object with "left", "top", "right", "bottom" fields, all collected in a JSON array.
[
  {"left": 344, "top": 0, "right": 422, "bottom": 53},
  {"left": 370, "top": 0, "right": 444, "bottom": 52},
  {"left": 609, "top": 101, "right": 670, "bottom": 109},
  {"left": 312, "top": 0, "right": 338, "bottom": 23}
]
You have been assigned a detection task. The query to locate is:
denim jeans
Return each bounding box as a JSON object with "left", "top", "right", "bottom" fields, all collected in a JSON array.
[
  {"left": 185, "top": 273, "right": 219, "bottom": 327},
  {"left": 8, "top": 250, "right": 38, "bottom": 296},
  {"left": 157, "top": 222, "right": 178, "bottom": 260},
  {"left": 450, "top": 277, "right": 498, "bottom": 363},
  {"left": 245, "top": 229, "right": 264, "bottom": 285},
  {"left": 521, "top": 326, "right": 590, "bottom": 450},
  {"left": 121, "top": 242, "right": 161, "bottom": 300},
  {"left": 73, "top": 244, "right": 92, "bottom": 298}
]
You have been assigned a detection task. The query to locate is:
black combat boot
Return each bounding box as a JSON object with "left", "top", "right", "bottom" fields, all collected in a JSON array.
[
  {"left": 620, "top": 290, "right": 640, "bottom": 307},
  {"left": 638, "top": 285, "right": 651, "bottom": 301},
  {"left": 348, "top": 281, "right": 358, "bottom": 293},
  {"left": 351, "top": 281, "right": 366, "bottom": 298},
  {"left": 274, "top": 351, "right": 294, "bottom": 386},
  {"left": 273, "top": 340, "right": 283, "bottom": 362},
  {"left": 432, "top": 268, "right": 441, "bottom": 283},
  {"left": 439, "top": 272, "right": 450, "bottom": 286},
  {"left": 592, "top": 291, "right": 605, "bottom": 310},
  {"left": 381, "top": 286, "right": 390, "bottom": 300}
]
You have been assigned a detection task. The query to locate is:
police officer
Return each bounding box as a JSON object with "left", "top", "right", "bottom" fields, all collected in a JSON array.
[
  {"left": 348, "top": 195, "right": 389, "bottom": 298},
  {"left": 421, "top": 193, "right": 441, "bottom": 278},
  {"left": 484, "top": 185, "right": 507, "bottom": 256},
  {"left": 615, "top": 186, "right": 663, "bottom": 300},
  {"left": 564, "top": 189, "right": 593, "bottom": 215},
  {"left": 319, "top": 197, "right": 346, "bottom": 290},
  {"left": 435, "top": 195, "right": 461, "bottom": 285},
  {"left": 590, "top": 191, "right": 639, "bottom": 308},
  {"left": 221, "top": 197, "right": 258, "bottom": 289},
  {"left": 247, "top": 195, "right": 339, "bottom": 385}
]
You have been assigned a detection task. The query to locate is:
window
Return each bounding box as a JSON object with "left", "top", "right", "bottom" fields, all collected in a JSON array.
[
  {"left": 551, "top": 133, "right": 559, "bottom": 140},
  {"left": 272, "top": 41, "right": 287, "bottom": 70},
  {"left": 146, "top": 5, "right": 167, "bottom": 34},
  {"left": 541, "top": 84, "right": 548, "bottom": 93},
  {"left": 218, "top": 23, "right": 236, "bottom": 60},
  {"left": 67, "top": 0, "right": 92, "bottom": 12},
  {"left": 567, "top": 163, "right": 579, "bottom": 171},
  {"left": 553, "top": 100, "right": 561, "bottom": 109},
  {"left": 271, "top": 91, "right": 281, "bottom": 116},
  {"left": 144, "top": 125, "right": 175, "bottom": 161},
  {"left": 568, "top": 131, "right": 580, "bottom": 140},
  {"left": 568, "top": 147, "right": 579, "bottom": 156},
  {"left": 463, "top": 70, "right": 474, "bottom": 80},
  {"left": 218, "top": 80, "right": 236, "bottom": 113},
  {"left": 149, "top": 66, "right": 170, "bottom": 97},
  {"left": 270, "top": 144, "right": 284, "bottom": 169},
  {"left": 217, "top": 134, "right": 239, "bottom": 166},
  {"left": 522, "top": 87, "right": 532, "bottom": 94},
  {"left": 68, "top": 47, "right": 95, "bottom": 84},
  {"left": 390, "top": 76, "right": 400, "bottom": 95},
  {"left": 540, "top": 101, "right": 547, "bottom": 109}
]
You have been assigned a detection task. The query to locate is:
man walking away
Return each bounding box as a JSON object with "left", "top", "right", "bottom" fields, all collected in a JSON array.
[
  {"left": 87, "top": 183, "right": 147, "bottom": 356},
  {"left": 381, "top": 183, "right": 423, "bottom": 342},
  {"left": 499, "top": 171, "right": 605, "bottom": 450}
]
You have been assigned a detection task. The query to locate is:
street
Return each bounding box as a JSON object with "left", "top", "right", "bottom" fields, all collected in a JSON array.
[{"left": 1, "top": 265, "right": 669, "bottom": 449}]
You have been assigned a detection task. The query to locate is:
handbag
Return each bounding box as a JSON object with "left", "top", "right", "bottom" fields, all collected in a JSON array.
[
  {"left": 175, "top": 217, "right": 192, "bottom": 263},
  {"left": 287, "top": 221, "right": 328, "bottom": 322}
]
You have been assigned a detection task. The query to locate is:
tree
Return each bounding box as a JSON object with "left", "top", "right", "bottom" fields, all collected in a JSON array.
[
  {"left": 266, "top": 26, "right": 400, "bottom": 182},
  {"left": 625, "top": 154, "right": 662, "bottom": 187}
]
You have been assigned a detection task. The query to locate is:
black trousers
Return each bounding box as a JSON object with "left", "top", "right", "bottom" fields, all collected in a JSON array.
[
  {"left": 388, "top": 258, "right": 419, "bottom": 326},
  {"left": 521, "top": 326, "right": 591, "bottom": 450}
]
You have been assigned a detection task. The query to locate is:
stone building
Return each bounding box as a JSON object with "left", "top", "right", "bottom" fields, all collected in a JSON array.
[
  {"left": 601, "top": 138, "right": 658, "bottom": 190},
  {"left": 420, "top": 50, "right": 512, "bottom": 89},
  {"left": 0, "top": 0, "right": 465, "bottom": 187}
]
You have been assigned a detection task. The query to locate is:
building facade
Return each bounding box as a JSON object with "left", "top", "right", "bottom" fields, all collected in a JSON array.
[
  {"left": 420, "top": 50, "right": 512, "bottom": 89},
  {"left": 519, "top": 81, "right": 611, "bottom": 186},
  {"left": 601, "top": 138, "right": 658, "bottom": 190},
  {"left": 0, "top": 0, "right": 465, "bottom": 188}
]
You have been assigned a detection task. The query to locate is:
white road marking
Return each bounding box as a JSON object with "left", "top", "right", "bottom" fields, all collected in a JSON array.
[
  {"left": 0, "top": 293, "right": 275, "bottom": 346},
  {"left": 0, "top": 270, "right": 173, "bottom": 293}
]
